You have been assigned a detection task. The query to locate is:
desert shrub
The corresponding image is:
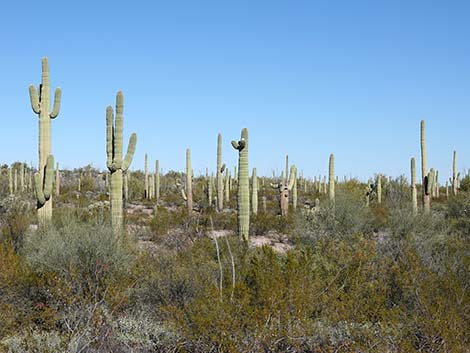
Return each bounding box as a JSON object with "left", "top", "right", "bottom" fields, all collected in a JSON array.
[
  {"left": 0, "top": 196, "right": 34, "bottom": 249},
  {"left": 446, "top": 191, "right": 470, "bottom": 233}
]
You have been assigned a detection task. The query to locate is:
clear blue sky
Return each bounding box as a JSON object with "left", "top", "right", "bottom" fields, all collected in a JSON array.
[{"left": 1, "top": 0, "right": 470, "bottom": 181}]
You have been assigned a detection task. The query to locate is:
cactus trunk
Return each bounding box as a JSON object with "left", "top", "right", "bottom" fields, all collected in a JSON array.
[
  {"left": 411, "top": 158, "right": 418, "bottom": 215},
  {"left": 186, "top": 148, "right": 193, "bottom": 213},
  {"left": 217, "top": 133, "right": 225, "bottom": 211},
  {"left": 328, "top": 154, "right": 335, "bottom": 203},
  {"left": 453, "top": 151, "right": 458, "bottom": 196},
  {"left": 252, "top": 168, "right": 258, "bottom": 214},
  {"left": 232, "top": 128, "right": 249, "bottom": 241}
]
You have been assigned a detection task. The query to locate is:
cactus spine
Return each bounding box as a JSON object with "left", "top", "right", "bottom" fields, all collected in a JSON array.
[
  {"left": 328, "top": 154, "right": 335, "bottom": 203},
  {"left": 216, "top": 133, "right": 226, "bottom": 211},
  {"left": 411, "top": 158, "right": 418, "bottom": 215},
  {"left": 252, "top": 168, "right": 258, "bottom": 214},
  {"left": 29, "top": 57, "right": 61, "bottom": 224},
  {"left": 453, "top": 151, "right": 458, "bottom": 196},
  {"left": 106, "top": 91, "right": 137, "bottom": 232},
  {"left": 231, "top": 128, "right": 249, "bottom": 241}
]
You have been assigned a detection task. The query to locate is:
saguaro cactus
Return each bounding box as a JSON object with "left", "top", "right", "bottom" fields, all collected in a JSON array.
[
  {"left": 420, "top": 120, "right": 428, "bottom": 208},
  {"left": 224, "top": 169, "right": 230, "bottom": 204},
  {"left": 155, "top": 160, "right": 160, "bottom": 203},
  {"left": 293, "top": 169, "right": 298, "bottom": 211},
  {"left": 216, "top": 133, "right": 226, "bottom": 211},
  {"left": 377, "top": 175, "right": 382, "bottom": 204},
  {"left": 106, "top": 91, "right": 137, "bottom": 232},
  {"left": 252, "top": 168, "right": 258, "bottom": 214},
  {"left": 8, "top": 167, "right": 12, "bottom": 195},
  {"left": 328, "top": 154, "right": 335, "bottom": 203},
  {"left": 34, "top": 155, "right": 54, "bottom": 224},
  {"left": 271, "top": 165, "right": 296, "bottom": 217},
  {"left": 411, "top": 158, "right": 418, "bottom": 215},
  {"left": 232, "top": 128, "right": 249, "bottom": 241},
  {"left": 452, "top": 151, "right": 458, "bottom": 196},
  {"left": 181, "top": 148, "right": 193, "bottom": 212},
  {"left": 29, "top": 57, "right": 61, "bottom": 224},
  {"left": 423, "top": 168, "right": 435, "bottom": 213},
  {"left": 55, "top": 162, "right": 60, "bottom": 196},
  {"left": 144, "top": 153, "right": 149, "bottom": 199}
]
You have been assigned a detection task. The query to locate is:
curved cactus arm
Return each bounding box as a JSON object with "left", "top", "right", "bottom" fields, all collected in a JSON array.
[
  {"left": 43, "top": 155, "right": 54, "bottom": 199},
  {"left": 106, "top": 106, "right": 115, "bottom": 170},
  {"left": 181, "top": 188, "right": 187, "bottom": 201},
  {"left": 221, "top": 163, "right": 226, "bottom": 173},
  {"left": 29, "top": 85, "right": 40, "bottom": 114},
  {"left": 34, "top": 173, "right": 46, "bottom": 206},
  {"left": 287, "top": 165, "right": 297, "bottom": 191},
  {"left": 122, "top": 133, "right": 137, "bottom": 171},
  {"left": 231, "top": 140, "right": 240, "bottom": 150},
  {"left": 50, "top": 87, "right": 62, "bottom": 118}
]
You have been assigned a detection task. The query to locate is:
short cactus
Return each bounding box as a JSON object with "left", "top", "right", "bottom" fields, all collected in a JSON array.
[
  {"left": 231, "top": 128, "right": 249, "bottom": 241},
  {"left": 106, "top": 91, "right": 137, "bottom": 232},
  {"left": 182, "top": 148, "right": 193, "bottom": 212},
  {"left": 453, "top": 151, "right": 458, "bottom": 196},
  {"left": 29, "top": 57, "right": 62, "bottom": 224},
  {"left": 377, "top": 175, "right": 382, "bottom": 204}
]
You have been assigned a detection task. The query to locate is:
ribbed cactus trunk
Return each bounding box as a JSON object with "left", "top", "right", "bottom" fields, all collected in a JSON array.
[
  {"left": 293, "top": 169, "right": 298, "bottom": 211},
  {"left": 144, "top": 153, "right": 149, "bottom": 199},
  {"left": 13, "top": 168, "right": 17, "bottom": 194},
  {"left": 328, "top": 154, "right": 335, "bottom": 203},
  {"left": 155, "top": 160, "right": 160, "bottom": 203},
  {"left": 420, "top": 120, "right": 430, "bottom": 211},
  {"left": 232, "top": 128, "right": 249, "bottom": 241},
  {"left": 224, "top": 169, "right": 230, "bottom": 204},
  {"left": 55, "top": 163, "right": 60, "bottom": 196},
  {"left": 29, "top": 57, "right": 61, "bottom": 226},
  {"left": 285, "top": 155, "right": 289, "bottom": 183},
  {"left": 377, "top": 175, "right": 382, "bottom": 204},
  {"left": 208, "top": 174, "right": 213, "bottom": 206},
  {"left": 411, "top": 158, "right": 418, "bottom": 215},
  {"left": 252, "top": 168, "right": 258, "bottom": 214},
  {"left": 216, "top": 133, "right": 225, "bottom": 211},
  {"left": 19, "top": 163, "right": 24, "bottom": 192},
  {"left": 453, "top": 151, "right": 458, "bottom": 196},
  {"left": 185, "top": 148, "right": 193, "bottom": 213},
  {"left": 106, "top": 91, "right": 137, "bottom": 233},
  {"left": 8, "top": 167, "right": 12, "bottom": 195}
]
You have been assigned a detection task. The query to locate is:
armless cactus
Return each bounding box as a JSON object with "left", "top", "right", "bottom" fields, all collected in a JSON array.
[
  {"left": 252, "top": 168, "right": 258, "bottom": 214},
  {"left": 181, "top": 148, "right": 193, "bottom": 212},
  {"left": 29, "top": 57, "right": 61, "bottom": 225},
  {"left": 106, "top": 91, "right": 137, "bottom": 232},
  {"left": 144, "top": 153, "right": 149, "bottom": 199},
  {"left": 232, "top": 128, "right": 249, "bottom": 241},
  {"left": 155, "top": 160, "right": 160, "bottom": 203},
  {"left": 377, "top": 175, "right": 382, "bottom": 204},
  {"left": 423, "top": 168, "right": 435, "bottom": 213},
  {"left": 8, "top": 167, "right": 12, "bottom": 195},
  {"left": 293, "top": 169, "right": 298, "bottom": 211},
  {"left": 328, "top": 154, "right": 335, "bottom": 203},
  {"left": 216, "top": 134, "right": 226, "bottom": 211},
  {"left": 453, "top": 151, "right": 458, "bottom": 196},
  {"left": 420, "top": 120, "right": 428, "bottom": 208},
  {"left": 411, "top": 158, "right": 418, "bottom": 215},
  {"left": 224, "top": 169, "right": 230, "bottom": 204},
  {"left": 271, "top": 165, "right": 296, "bottom": 217}
]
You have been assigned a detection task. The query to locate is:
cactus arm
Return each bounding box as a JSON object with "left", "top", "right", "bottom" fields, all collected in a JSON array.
[
  {"left": 270, "top": 182, "right": 280, "bottom": 189},
  {"left": 221, "top": 163, "right": 226, "bottom": 173},
  {"left": 122, "top": 133, "right": 137, "bottom": 171},
  {"left": 181, "top": 188, "right": 187, "bottom": 201},
  {"left": 29, "top": 85, "right": 40, "bottom": 114},
  {"left": 287, "top": 165, "right": 297, "bottom": 191},
  {"left": 50, "top": 87, "right": 62, "bottom": 118},
  {"left": 114, "top": 91, "right": 124, "bottom": 169},
  {"left": 34, "top": 173, "right": 46, "bottom": 206},
  {"left": 43, "top": 155, "right": 54, "bottom": 199},
  {"left": 106, "top": 106, "right": 115, "bottom": 170},
  {"left": 231, "top": 140, "right": 239, "bottom": 150}
]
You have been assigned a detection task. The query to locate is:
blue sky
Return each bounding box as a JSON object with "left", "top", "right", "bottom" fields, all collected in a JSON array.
[{"left": 1, "top": 1, "right": 470, "bottom": 181}]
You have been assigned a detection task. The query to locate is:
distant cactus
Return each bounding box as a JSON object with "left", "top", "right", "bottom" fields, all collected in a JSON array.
[
  {"left": 224, "top": 169, "right": 230, "bottom": 204},
  {"left": 423, "top": 168, "right": 435, "bottom": 213},
  {"left": 252, "top": 168, "right": 258, "bottom": 214},
  {"left": 329, "top": 154, "right": 335, "bottom": 203},
  {"left": 8, "top": 167, "right": 12, "bottom": 195},
  {"left": 420, "top": 120, "right": 429, "bottom": 209},
  {"left": 271, "top": 165, "right": 296, "bottom": 217},
  {"left": 181, "top": 148, "right": 193, "bottom": 212},
  {"left": 155, "top": 160, "right": 160, "bottom": 203},
  {"left": 411, "top": 158, "right": 418, "bottom": 215},
  {"left": 231, "top": 128, "right": 249, "bottom": 241},
  {"left": 55, "top": 162, "right": 60, "bottom": 196},
  {"left": 216, "top": 133, "right": 226, "bottom": 211},
  {"left": 453, "top": 151, "right": 458, "bottom": 196},
  {"left": 377, "top": 175, "right": 382, "bottom": 204},
  {"left": 208, "top": 174, "right": 213, "bottom": 206},
  {"left": 13, "top": 168, "right": 17, "bottom": 193},
  {"left": 365, "top": 179, "right": 373, "bottom": 207},
  {"left": 29, "top": 57, "right": 61, "bottom": 224},
  {"left": 262, "top": 195, "right": 267, "bottom": 212},
  {"left": 292, "top": 168, "right": 298, "bottom": 210},
  {"left": 19, "top": 163, "right": 25, "bottom": 192},
  {"left": 106, "top": 91, "right": 137, "bottom": 232},
  {"left": 144, "top": 153, "right": 149, "bottom": 199}
]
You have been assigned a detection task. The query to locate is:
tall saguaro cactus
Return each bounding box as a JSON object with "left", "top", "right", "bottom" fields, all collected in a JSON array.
[
  {"left": 252, "top": 168, "right": 258, "bottom": 214},
  {"left": 271, "top": 165, "right": 296, "bottom": 217},
  {"left": 232, "top": 128, "right": 249, "bottom": 241},
  {"left": 452, "top": 151, "right": 458, "bottom": 196},
  {"left": 216, "top": 134, "right": 226, "bottom": 211},
  {"left": 420, "top": 120, "right": 428, "bottom": 208},
  {"left": 328, "top": 154, "right": 335, "bottom": 203},
  {"left": 29, "top": 57, "right": 62, "bottom": 224},
  {"left": 181, "top": 148, "right": 193, "bottom": 212},
  {"left": 377, "top": 175, "right": 382, "bottom": 204},
  {"left": 106, "top": 91, "right": 137, "bottom": 232},
  {"left": 411, "top": 158, "right": 418, "bottom": 215},
  {"left": 144, "top": 153, "right": 149, "bottom": 199},
  {"left": 155, "top": 160, "right": 160, "bottom": 203}
]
